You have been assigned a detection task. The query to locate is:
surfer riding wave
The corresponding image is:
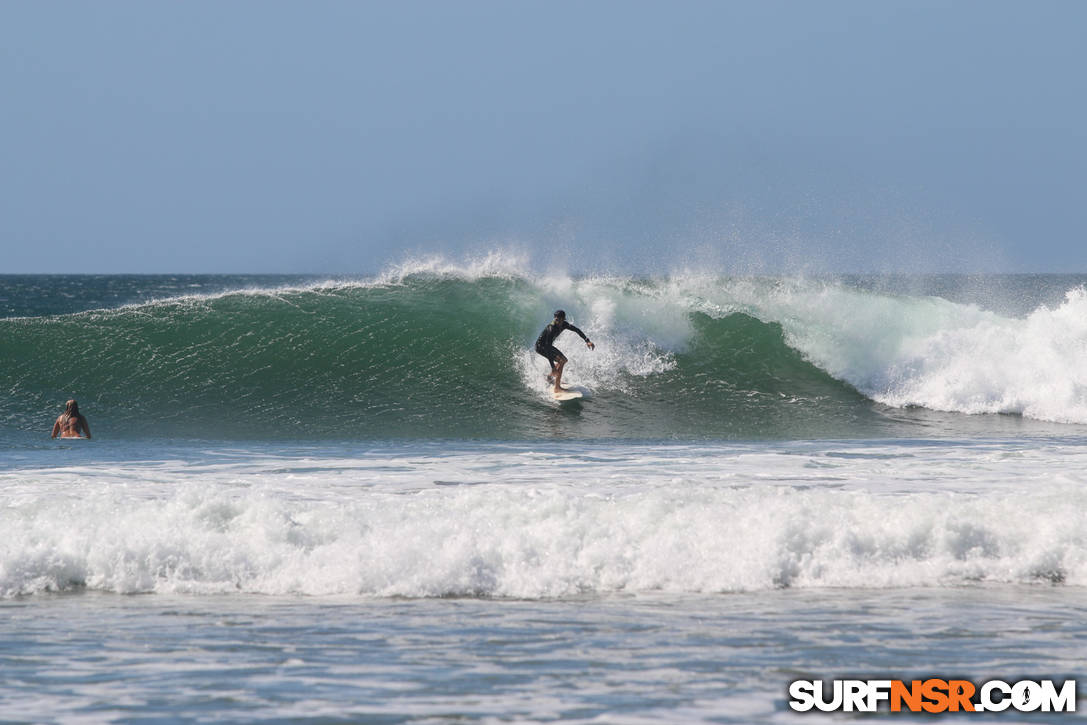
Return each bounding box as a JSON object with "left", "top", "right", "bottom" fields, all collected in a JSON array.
[{"left": 535, "top": 310, "right": 594, "bottom": 394}]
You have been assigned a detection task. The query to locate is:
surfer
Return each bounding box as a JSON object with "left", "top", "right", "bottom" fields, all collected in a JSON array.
[
  {"left": 535, "top": 310, "right": 594, "bottom": 394},
  {"left": 51, "top": 399, "right": 92, "bottom": 439}
]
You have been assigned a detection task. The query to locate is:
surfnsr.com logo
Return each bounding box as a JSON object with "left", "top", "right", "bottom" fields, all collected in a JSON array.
[{"left": 789, "top": 679, "right": 1078, "bottom": 713}]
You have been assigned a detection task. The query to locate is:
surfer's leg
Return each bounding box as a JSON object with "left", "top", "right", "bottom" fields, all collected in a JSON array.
[
  {"left": 538, "top": 345, "right": 563, "bottom": 385},
  {"left": 536, "top": 346, "right": 556, "bottom": 383},
  {"left": 552, "top": 352, "right": 568, "bottom": 392}
]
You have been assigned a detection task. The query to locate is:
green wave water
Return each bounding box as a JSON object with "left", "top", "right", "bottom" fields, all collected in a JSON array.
[{"left": 4, "top": 269, "right": 1085, "bottom": 440}]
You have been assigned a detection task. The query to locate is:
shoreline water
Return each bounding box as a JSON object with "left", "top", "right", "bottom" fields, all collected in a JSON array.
[{"left": 3, "top": 585, "right": 1083, "bottom": 723}]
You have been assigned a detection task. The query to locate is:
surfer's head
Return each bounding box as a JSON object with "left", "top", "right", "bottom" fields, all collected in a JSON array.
[
  {"left": 553, "top": 309, "right": 566, "bottom": 324},
  {"left": 64, "top": 399, "right": 79, "bottom": 417}
]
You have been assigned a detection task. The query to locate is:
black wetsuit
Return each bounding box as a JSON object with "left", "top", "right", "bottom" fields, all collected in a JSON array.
[{"left": 535, "top": 320, "right": 589, "bottom": 367}]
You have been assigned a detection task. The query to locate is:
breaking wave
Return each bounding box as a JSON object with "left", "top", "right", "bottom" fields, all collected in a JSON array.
[{"left": 4, "top": 257, "right": 1087, "bottom": 439}]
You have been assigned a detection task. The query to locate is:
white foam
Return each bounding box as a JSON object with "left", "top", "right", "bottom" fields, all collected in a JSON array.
[
  {"left": 3, "top": 443, "right": 1085, "bottom": 599},
  {"left": 732, "top": 282, "right": 1087, "bottom": 424},
  {"left": 868, "top": 288, "right": 1087, "bottom": 423}
]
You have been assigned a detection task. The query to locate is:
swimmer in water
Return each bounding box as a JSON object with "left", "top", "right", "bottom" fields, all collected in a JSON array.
[{"left": 51, "top": 399, "right": 92, "bottom": 439}]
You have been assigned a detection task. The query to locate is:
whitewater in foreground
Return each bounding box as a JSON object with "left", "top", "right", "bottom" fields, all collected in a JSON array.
[{"left": 2, "top": 263, "right": 1085, "bottom": 721}]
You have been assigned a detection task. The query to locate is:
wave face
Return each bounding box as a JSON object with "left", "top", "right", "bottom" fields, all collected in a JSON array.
[{"left": 3, "top": 265, "right": 1087, "bottom": 440}]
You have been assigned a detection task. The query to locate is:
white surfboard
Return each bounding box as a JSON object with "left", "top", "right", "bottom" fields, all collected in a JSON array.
[
  {"left": 552, "top": 388, "right": 583, "bottom": 401},
  {"left": 551, "top": 384, "right": 587, "bottom": 401}
]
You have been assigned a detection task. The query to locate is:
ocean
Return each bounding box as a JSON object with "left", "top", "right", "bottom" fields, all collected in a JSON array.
[{"left": 2, "top": 261, "right": 1085, "bottom": 722}]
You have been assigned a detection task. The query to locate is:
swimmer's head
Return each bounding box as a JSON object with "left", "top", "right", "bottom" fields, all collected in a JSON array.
[{"left": 64, "top": 399, "right": 79, "bottom": 416}]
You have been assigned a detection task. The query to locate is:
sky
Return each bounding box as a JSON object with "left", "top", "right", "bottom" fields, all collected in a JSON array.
[{"left": 2, "top": 0, "right": 1085, "bottom": 274}]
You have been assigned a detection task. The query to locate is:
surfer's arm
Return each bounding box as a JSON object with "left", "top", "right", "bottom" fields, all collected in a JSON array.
[
  {"left": 565, "top": 323, "right": 594, "bottom": 349},
  {"left": 565, "top": 323, "right": 590, "bottom": 343},
  {"left": 81, "top": 416, "right": 91, "bottom": 439},
  {"left": 51, "top": 418, "right": 60, "bottom": 439}
]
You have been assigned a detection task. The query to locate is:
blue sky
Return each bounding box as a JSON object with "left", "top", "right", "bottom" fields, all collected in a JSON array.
[{"left": 3, "top": 1, "right": 1085, "bottom": 274}]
